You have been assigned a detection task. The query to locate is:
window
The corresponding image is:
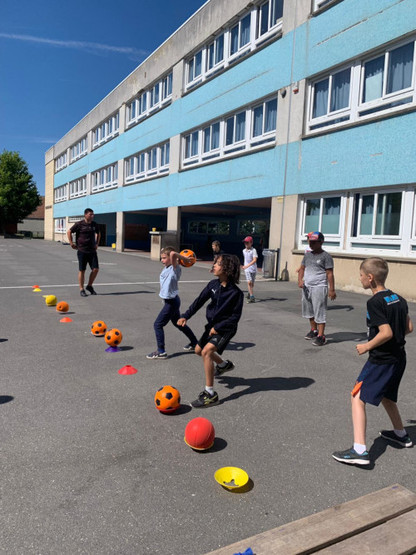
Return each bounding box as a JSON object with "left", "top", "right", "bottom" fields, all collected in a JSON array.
[
  {"left": 55, "top": 152, "right": 67, "bottom": 172},
  {"left": 126, "top": 72, "right": 173, "bottom": 127},
  {"left": 70, "top": 137, "right": 87, "bottom": 162},
  {"left": 353, "top": 192, "right": 402, "bottom": 237},
  {"left": 239, "top": 219, "right": 268, "bottom": 235},
  {"left": 188, "top": 220, "right": 230, "bottom": 235},
  {"left": 252, "top": 98, "right": 277, "bottom": 141},
  {"left": 54, "top": 184, "right": 68, "bottom": 203},
  {"left": 182, "top": 95, "right": 278, "bottom": 167},
  {"left": 93, "top": 113, "right": 119, "bottom": 148},
  {"left": 313, "top": 0, "right": 341, "bottom": 11},
  {"left": 54, "top": 218, "right": 66, "bottom": 233},
  {"left": 185, "top": 3, "right": 283, "bottom": 90},
  {"left": 125, "top": 141, "right": 170, "bottom": 183},
  {"left": 301, "top": 196, "right": 343, "bottom": 241},
  {"left": 307, "top": 37, "right": 416, "bottom": 133},
  {"left": 91, "top": 163, "right": 118, "bottom": 192},
  {"left": 257, "top": 0, "right": 283, "bottom": 39},
  {"left": 69, "top": 176, "right": 87, "bottom": 199}
]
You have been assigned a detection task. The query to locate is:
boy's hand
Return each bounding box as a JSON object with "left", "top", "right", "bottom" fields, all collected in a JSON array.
[
  {"left": 298, "top": 281, "right": 304, "bottom": 288},
  {"left": 209, "top": 327, "right": 217, "bottom": 336},
  {"left": 177, "top": 318, "right": 187, "bottom": 327},
  {"left": 356, "top": 343, "right": 368, "bottom": 355},
  {"left": 329, "top": 289, "right": 336, "bottom": 300}
]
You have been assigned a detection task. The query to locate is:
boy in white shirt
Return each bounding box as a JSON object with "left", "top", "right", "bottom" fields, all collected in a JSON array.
[{"left": 242, "top": 236, "right": 258, "bottom": 303}]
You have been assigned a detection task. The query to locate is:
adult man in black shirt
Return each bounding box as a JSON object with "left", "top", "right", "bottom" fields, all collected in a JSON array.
[{"left": 67, "top": 208, "right": 101, "bottom": 297}]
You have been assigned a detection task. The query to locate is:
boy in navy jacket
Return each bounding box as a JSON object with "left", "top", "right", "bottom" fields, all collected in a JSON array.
[{"left": 178, "top": 254, "right": 244, "bottom": 408}]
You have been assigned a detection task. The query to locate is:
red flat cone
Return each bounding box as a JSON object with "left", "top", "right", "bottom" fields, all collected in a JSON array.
[
  {"left": 60, "top": 317, "right": 72, "bottom": 323},
  {"left": 118, "top": 365, "right": 138, "bottom": 375},
  {"left": 32, "top": 284, "right": 40, "bottom": 289}
]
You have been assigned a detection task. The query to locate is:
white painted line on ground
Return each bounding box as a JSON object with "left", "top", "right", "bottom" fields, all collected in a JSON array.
[{"left": 0, "top": 280, "right": 211, "bottom": 290}]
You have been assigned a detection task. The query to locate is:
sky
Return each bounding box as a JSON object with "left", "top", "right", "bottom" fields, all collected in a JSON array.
[{"left": 0, "top": 0, "right": 208, "bottom": 196}]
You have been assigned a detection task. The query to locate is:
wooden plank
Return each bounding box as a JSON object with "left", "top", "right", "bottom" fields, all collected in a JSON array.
[
  {"left": 317, "top": 510, "right": 416, "bottom": 554},
  {"left": 206, "top": 485, "right": 416, "bottom": 555}
]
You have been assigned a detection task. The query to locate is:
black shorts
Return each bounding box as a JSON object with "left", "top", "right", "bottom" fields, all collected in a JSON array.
[
  {"left": 197, "top": 324, "right": 236, "bottom": 355},
  {"left": 77, "top": 251, "right": 99, "bottom": 271},
  {"left": 356, "top": 355, "right": 406, "bottom": 406}
]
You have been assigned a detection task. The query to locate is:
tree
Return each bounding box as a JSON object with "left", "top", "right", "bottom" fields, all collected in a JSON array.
[{"left": 0, "top": 150, "right": 41, "bottom": 234}]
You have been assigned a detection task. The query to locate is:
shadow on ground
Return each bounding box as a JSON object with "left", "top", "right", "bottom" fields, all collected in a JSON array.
[
  {"left": 218, "top": 375, "right": 314, "bottom": 404},
  {"left": 326, "top": 331, "right": 367, "bottom": 343}
]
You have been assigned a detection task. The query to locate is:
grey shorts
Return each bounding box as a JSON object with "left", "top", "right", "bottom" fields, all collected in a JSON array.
[
  {"left": 302, "top": 285, "right": 328, "bottom": 324},
  {"left": 244, "top": 270, "right": 256, "bottom": 283}
]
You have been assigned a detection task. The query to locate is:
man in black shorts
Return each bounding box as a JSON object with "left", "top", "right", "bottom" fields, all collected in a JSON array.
[{"left": 67, "top": 208, "right": 101, "bottom": 297}]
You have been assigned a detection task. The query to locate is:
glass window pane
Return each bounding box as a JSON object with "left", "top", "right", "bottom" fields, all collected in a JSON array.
[
  {"left": 188, "top": 59, "right": 194, "bottom": 82},
  {"left": 235, "top": 112, "right": 246, "bottom": 141},
  {"left": 271, "top": 0, "right": 283, "bottom": 25},
  {"left": 216, "top": 35, "right": 224, "bottom": 63},
  {"left": 252, "top": 105, "right": 263, "bottom": 137},
  {"left": 191, "top": 131, "right": 199, "bottom": 156},
  {"left": 375, "top": 192, "right": 401, "bottom": 235},
  {"left": 330, "top": 68, "right": 350, "bottom": 112},
  {"left": 195, "top": 51, "right": 202, "bottom": 76},
  {"left": 363, "top": 55, "right": 384, "bottom": 102},
  {"left": 208, "top": 43, "right": 214, "bottom": 70},
  {"left": 313, "top": 78, "right": 329, "bottom": 118},
  {"left": 203, "top": 127, "right": 211, "bottom": 152},
  {"left": 230, "top": 25, "right": 239, "bottom": 55},
  {"left": 265, "top": 98, "right": 277, "bottom": 132},
  {"left": 240, "top": 14, "right": 251, "bottom": 46},
  {"left": 360, "top": 195, "right": 374, "bottom": 235},
  {"left": 321, "top": 197, "right": 340, "bottom": 234},
  {"left": 212, "top": 122, "right": 220, "bottom": 149},
  {"left": 226, "top": 117, "right": 234, "bottom": 145},
  {"left": 387, "top": 42, "right": 414, "bottom": 94},
  {"left": 259, "top": 3, "right": 269, "bottom": 36},
  {"left": 304, "top": 199, "right": 320, "bottom": 232}
]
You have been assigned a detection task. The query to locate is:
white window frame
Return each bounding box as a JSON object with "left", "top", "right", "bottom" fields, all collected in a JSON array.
[
  {"left": 70, "top": 137, "right": 87, "bottom": 163},
  {"left": 256, "top": 0, "right": 284, "bottom": 44},
  {"left": 298, "top": 194, "right": 346, "bottom": 250},
  {"left": 54, "top": 184, "right": 68, "bottom": 203},
  {"left": 55, "top": 152, "right": 67, "bottom": 172},
  {"left": 185, "top": 3, "right": 283, "bottom": 91},
  {"left": 182, "top": 95, "right": 277, "bottom": 168},
  {"left": 91, "top": 163, "right": 118, "bottom": 192},
  {"left": 306, "top": 36, "right": 416, "bottom": 135},
  {"left": 54, "top": 218, "right": 66, "bottom": 233},
  {"left": 313, "top": 0, "right": 341, "bottom": 12},
  {"left": 126, "top": 72, "right": 173, "bottom": 128},
  {"left": 350, "top": 190, "right": 404, "bottom": 241},
  {"left": 69, "top": 176, "right": 87, "bottom": 199},
  {"left": 125, "top": 141, "right": 170, "bottom": 184},
  {"left": 92, "top": 112, "right": 120, "bottom": 148}
]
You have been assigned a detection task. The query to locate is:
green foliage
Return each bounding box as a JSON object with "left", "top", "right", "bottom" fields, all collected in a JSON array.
[{"left": 0, "top": 150, "right": 41, "bottom": 233}]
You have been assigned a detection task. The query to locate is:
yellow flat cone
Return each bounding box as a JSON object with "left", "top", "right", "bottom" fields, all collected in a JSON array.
[
  {"left": 33, "top": 288, "right": 42, "bottom": 292},
  {"left": 214, "top": 467, "right": 249, "bottom": 490}
]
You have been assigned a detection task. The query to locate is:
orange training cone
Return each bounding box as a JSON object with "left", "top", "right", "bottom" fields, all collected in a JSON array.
[{"left": 60, "top": 317, "right": 72, "bottom": 323}]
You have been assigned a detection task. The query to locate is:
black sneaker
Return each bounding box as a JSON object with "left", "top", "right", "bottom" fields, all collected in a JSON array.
[
  {"left": 80, "top": 289, "right": 87, "bottom": 297},
  {"left": 246, "top": 292, "right": 251, "bottom": 300},
  {"left": 86, "top": 285, "right": 97, "bottom": 295},
  {"left": 247, "top": 296, "right": 255, "bottom": 303},
  {"left": 191, "top": 390, "right": 219, "bottom": 408},
  {"left": 146, "top": 351, "right": 167, "bottom": 359},
  {"left": 305, "top": 329, "right": 318, "bottom": 340},
  {"left": 379, "top": 430, "right": 413, "bottom": 447},
  {"left": 332, "top": 447, "right": 370, "bottom": 466},
  {"left": 183, "top": 344, "right": 196, "bottom": 352},
  {"left": 215, "top": 360, "right": 234, "bottom": 377},
  {"left": 312, "top": 335, "right": 326, "bottom": 346}
]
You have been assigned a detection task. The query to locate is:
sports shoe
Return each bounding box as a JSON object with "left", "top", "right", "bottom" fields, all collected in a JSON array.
[
  {"left": 379, "top": 430, "right": 413, "bottom": 448},
  {"left": 246, "top": 292, "right": 251, "bottom": 300},
  {"left": 86, "top": 285, "right": 97, "bottom": 295},
  {"left": 191, "top": 390, "right": 219, "bottom": 408},
  {"left": 146, "top": 351, "right": 168, "bottom": 359},
  {"left": 332, "top": 447, "right": 370, "bottom": 466},
  {"left": 215, "top": 360, "right": 234, "bottom": 377},
  {"left": 305, "top": 329, "right": 318, "bottom": 340},
  {"left": 247, "top": 296, "right": 255, "bottom": 303},
  {"left": 312, "top": 335, "right": 326, "bottom": 346},
  {"left": 183, "top": 343, "right": 196, "bottom": 352},
  {"left": 80, "top": 289, "right": 87, "bottom": 297}
]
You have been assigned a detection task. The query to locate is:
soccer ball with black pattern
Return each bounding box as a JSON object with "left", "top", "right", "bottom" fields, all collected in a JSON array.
[
  {"left": 154, "top": 385, "right": 181, "bottom": 413},
  {"left": 91, "top": 320, "right": 107, "bottom": 337},
  {"left": 105, "top": 328, "right": 123, "bottom": 347}
]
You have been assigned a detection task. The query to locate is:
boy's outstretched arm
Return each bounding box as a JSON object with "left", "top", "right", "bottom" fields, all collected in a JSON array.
[
  {"left": 326, "top": 268, "right": 336, "bottom": 300},
  {"left": 356, "top": 323, "right": 393, "bottom": 355},
  {"left": 177, "top": 283, "right": 212, "bottom": 326}
]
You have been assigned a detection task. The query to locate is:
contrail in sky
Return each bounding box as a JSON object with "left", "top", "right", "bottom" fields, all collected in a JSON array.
[{"left": 0, "top": 32, "right": 147, "bottom": 59}]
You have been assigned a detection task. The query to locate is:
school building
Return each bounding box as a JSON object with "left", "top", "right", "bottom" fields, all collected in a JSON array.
[{"left": 45, "top": 0, "right": 416, "bottom": 298}]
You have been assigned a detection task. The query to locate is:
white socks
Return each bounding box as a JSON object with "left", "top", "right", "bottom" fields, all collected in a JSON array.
[
  {"left": 354, "top": 443, "right": 367, "bottom": 454},
  {"left": 205, "top": 386, "right": 214, "bottom": 395}
]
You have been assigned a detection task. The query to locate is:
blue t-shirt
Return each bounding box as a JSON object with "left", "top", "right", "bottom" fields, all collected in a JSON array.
[{"left": 159, "top": 264, "right": 181, "bottom": 299}]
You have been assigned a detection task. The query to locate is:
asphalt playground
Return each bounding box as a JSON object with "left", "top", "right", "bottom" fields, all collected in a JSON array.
[{"left": 1, "top": 238, "right": 415, "bottom": 555}]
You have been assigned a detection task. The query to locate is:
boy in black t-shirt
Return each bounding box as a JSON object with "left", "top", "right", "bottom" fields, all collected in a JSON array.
[{"left": 332, "top": 257, "right": 413, "bottom": 466}]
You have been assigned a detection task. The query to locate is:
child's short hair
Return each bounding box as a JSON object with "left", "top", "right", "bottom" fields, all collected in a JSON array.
[
  {"left": 212, "top": 240, "right": 221, "bottom": 248},
  {"left": 360, "top": 257, "right": 389, "bottom": 284},
  {"left": 217, "top": 254, "right": 241, "bottom": 284},
  {"left": 161, "top": 246, "right": 175, "bottom": 256}
]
